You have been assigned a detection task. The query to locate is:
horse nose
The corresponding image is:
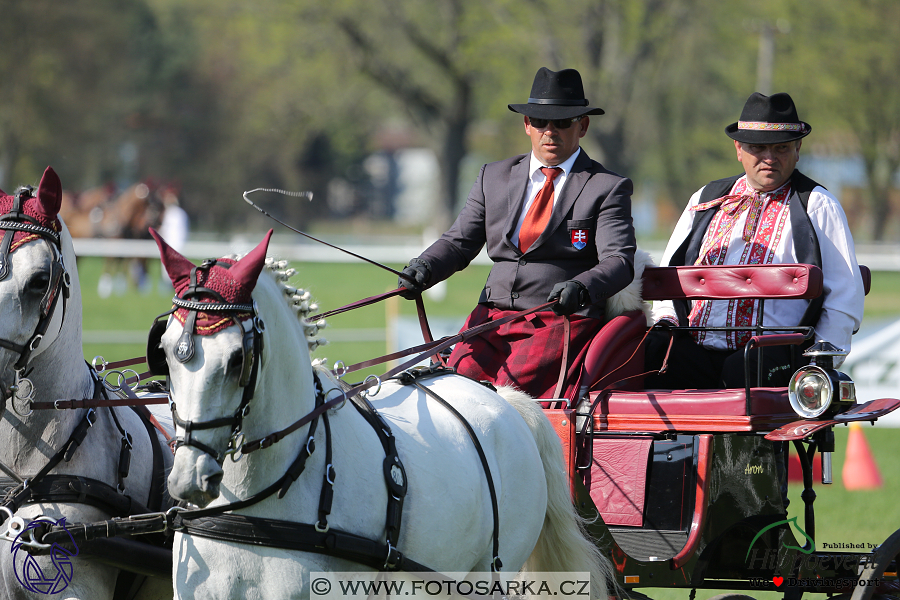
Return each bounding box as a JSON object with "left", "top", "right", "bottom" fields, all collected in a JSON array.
[
  {"left": 168, "top": 449, "right": 224, "bottom": 507},
  {"left": 200, "top": 469, "right": 224, "bottom": 496}
]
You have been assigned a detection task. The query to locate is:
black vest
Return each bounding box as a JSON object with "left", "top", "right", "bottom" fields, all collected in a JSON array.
[{"left": 668, "top": 170, "right": 825, "bottom": 328}]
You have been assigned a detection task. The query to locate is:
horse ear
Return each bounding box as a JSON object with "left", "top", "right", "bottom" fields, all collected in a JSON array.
[
  {"left": 35, "top": 166, "right": 63, "bottom": 217},
  {"left": 150, "top": 227, "right": 196, "bottom": 287},
  {"left": 229, "top": 229, "right": 273, "bottom": 288}
]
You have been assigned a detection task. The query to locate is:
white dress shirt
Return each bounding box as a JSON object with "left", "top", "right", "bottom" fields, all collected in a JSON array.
[{"left": 511, "top": 148, "right": 582, "bottom": 247}]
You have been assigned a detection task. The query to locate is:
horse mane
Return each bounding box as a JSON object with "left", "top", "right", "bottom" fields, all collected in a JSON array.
[
  {"left": 220, "top": 252, "right": 328, "bottom": 352},
  {"left": 260, "top": 257, "right": 328, "bottom": 352}
]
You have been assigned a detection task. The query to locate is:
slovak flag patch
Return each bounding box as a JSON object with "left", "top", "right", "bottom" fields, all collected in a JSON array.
[{"left": 571, "top": 229, "right": 589, "bottom": 250}]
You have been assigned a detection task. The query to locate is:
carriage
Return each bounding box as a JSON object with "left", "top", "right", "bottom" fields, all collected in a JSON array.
[
  {"left": 3, "top": 170, "right": 899, "bottom": 599},
  {"left": 542, "top": 262, "right": 900, "bottom": 600}
]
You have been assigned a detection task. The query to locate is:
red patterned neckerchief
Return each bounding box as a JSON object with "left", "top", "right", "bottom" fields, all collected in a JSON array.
[{"left": 689, "top": 178, "right": 792, "bottom": 348}]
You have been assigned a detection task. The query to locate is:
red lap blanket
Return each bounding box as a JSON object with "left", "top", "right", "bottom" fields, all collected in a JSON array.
[{"left": 447, "top": 305, "right": 603, "bottom": 400}]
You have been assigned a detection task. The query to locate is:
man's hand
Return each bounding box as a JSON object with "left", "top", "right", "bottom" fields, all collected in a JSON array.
[
  {"left": 547, "top": 280, "right": 589, "bottom": 316},
  {"left": 398, "top": 258, "right": 431, "bottom": 299}
]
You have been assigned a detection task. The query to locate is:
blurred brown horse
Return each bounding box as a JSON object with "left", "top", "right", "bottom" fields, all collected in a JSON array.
[{"left": 60, "top": 181, "right": 169, "bottom": 295}]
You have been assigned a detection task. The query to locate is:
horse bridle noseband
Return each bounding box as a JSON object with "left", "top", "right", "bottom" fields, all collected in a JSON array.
[
  {"left": 0, "top": 187, "right": 70, "bottom": 409},
  {"left": 147, "top": 259, "right": 265, "bottom": 463}
]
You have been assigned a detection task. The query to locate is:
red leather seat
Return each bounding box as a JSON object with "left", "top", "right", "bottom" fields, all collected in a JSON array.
[{"left": 578, "top": 310, "right": 647, "bottom": 393}]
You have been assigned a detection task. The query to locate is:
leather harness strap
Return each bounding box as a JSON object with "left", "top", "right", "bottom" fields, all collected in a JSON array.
[
  {"left": 551, "top": 316, "right": 572, "bottom": 400},
  {"left": 0, "top": 374, "right": 171, "bottom": 526},
  {"left": 398, "top": 366, "right": 503, "bottom": 571},
  {"left": 1, "top": 474, "right": 151, "bottom": 519},
  {"left": 170, "top": 512, "right": 435, "bottom": 572}
]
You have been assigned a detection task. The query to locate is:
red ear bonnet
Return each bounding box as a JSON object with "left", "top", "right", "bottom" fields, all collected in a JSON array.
[
  {"left": 150, "top": 227, "right": 196, "bottom": 289},
  {"left": 0, "top": 166, "right": 63, "bottom": 251},
  {"left": 151, "top": 228, "right": 274, "bottom": 334}
]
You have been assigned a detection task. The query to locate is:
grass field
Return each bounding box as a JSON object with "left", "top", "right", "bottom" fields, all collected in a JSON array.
[{"left": 75, "top": 256, "right": 900, "bottom": 599}]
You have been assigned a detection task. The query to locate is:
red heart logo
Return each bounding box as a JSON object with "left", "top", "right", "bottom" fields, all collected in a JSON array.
[{"left": 773, "top": 577, "right": 784, "bottom": 587}]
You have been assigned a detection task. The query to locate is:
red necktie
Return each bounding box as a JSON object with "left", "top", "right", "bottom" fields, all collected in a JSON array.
[{"left": 518, "top": 167, "right": 562, "bottom": 252}]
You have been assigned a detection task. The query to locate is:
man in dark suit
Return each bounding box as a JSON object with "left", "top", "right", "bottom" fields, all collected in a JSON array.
[{"left": 399, "top": 67, "right": 636, "bottom": 399}]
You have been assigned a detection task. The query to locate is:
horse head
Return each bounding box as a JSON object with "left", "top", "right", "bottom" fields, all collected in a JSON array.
[
  {"left": 0, "top": 167, "right": 77, "bottom": 414},
  {"left": 151, "top": 228, "right": 284, "bottom": 506}
]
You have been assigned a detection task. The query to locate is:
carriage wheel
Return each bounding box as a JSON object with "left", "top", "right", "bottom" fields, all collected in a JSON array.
[{"left": 851, "top": 527, "right": 900, "bottom": 600}]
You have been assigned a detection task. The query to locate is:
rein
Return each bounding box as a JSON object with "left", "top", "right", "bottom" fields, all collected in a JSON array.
[{"left": 237, "top": 299, "right": 557, "bottom": 456}]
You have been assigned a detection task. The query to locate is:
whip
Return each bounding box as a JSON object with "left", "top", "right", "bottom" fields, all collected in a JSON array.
[{"left": 242, "top": 188, "right": 414, "bottom": 283}]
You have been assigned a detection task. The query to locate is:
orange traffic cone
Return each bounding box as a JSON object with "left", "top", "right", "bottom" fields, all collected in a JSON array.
[{"left": 842, "top": 423, "right": 883, "bottom": 490}]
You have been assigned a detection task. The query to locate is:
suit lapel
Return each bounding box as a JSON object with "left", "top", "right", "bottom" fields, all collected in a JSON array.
[
  {"left": 503, "top": 156, "right": 531, "bottom": 251},
  {"left": 530, "top": 150, "right": 592, "bottom": 251}
]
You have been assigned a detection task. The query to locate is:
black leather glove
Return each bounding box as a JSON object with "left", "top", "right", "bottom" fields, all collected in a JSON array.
[
  {"left": 547, "top": 280, "right": 589, "bottom": 316},
  {"left": 398, "top": 258, "right": 431, "bottom": 299}
]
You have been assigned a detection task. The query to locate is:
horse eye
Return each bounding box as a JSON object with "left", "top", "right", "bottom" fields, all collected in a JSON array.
[{"left": 27, "top": 272, "right": 51, "bottom": 295}]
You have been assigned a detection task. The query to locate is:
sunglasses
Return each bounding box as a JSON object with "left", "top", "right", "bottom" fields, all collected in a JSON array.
[{"left": 528, "top": 116, "right": 583, "bottom": 130}]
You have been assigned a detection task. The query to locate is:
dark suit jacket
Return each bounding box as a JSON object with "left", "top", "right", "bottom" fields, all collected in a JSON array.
[{"left": 418, "top": 149, "right": 636, "bottom": 319}]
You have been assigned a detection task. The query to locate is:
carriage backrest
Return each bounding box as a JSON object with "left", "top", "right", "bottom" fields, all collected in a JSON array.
[
  {"left": 640, "top": 263, "right": 824, "bottom": 301},
  {"left": 577, "top": 264, "right": 827, "bottom": 398}
]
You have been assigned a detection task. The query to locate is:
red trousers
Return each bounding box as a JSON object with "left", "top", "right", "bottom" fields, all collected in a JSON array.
[{"left": 447, "top": 305, "right": 603, "bottom": 400}]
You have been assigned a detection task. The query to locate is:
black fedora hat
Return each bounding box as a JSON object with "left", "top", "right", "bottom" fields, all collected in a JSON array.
[
  {"left": 508, "top": 67, "right": 605, "bottom": 120},
  {"left": 725, "top": 92, "right": 811, "bottom": 144}
]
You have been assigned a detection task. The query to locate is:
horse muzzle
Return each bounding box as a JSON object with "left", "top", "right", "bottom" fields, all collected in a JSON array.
[{"left": 168, "top": 447, "right": 224, "bottom": 507}]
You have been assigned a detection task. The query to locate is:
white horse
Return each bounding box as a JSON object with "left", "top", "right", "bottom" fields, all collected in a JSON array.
[
  {"left": 0, "top": 167, "right": 173, "bottom": 599},
  {"left": 150, "top": 228, "right": 614, "bottom": 600}
]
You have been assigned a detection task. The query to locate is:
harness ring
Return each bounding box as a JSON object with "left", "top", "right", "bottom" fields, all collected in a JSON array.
[
  {"left": 361, "top": 374, "right": 382, "bottom": 398},
  {"left": 226, "top": 431, "right": 245, "bottom": 463},
  {"left": 103, "top": 369, "right": 140, "bottom": 392},
  {"left": 27, "top": 334, "right": 43, "bottom": 352},
  {"left": 91, "top": 356, "right": 109, "bottom": 373},
  {"left": 324, "top": 387, "right": 347, "bottom": 412}
]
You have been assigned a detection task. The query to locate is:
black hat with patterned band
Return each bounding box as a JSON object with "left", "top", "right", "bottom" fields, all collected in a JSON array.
[
  {"left": 726, "top": 92, "right": 811, "bottom": 144},
  {"left": 508, "top": 67, "right": 605, "bottom": 120}
]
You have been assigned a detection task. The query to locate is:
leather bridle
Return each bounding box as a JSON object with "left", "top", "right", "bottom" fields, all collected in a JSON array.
[
  {"left": 0, "top": 186, "right": 70, "bottom": 409},
  {"left": 147, "top": 259, "right": 265, "bottom": 464}
]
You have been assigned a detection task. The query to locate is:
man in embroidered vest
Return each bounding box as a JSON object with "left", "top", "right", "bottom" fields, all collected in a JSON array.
[
  {"left": 397, "top": 67, "right": 636, "bottom": 399},
  {"left": 646, "top": 92, "right": 865, "bottom": 389}
]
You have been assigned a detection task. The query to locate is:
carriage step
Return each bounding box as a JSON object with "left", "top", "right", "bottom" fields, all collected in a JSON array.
[{"left": 607, "top": 527, "right": 688, "bottom": 562}]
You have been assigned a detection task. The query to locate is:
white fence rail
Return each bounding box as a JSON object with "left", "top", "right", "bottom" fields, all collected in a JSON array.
[{"left": 72, "top": 238, "right": 900, "bottom": 270}]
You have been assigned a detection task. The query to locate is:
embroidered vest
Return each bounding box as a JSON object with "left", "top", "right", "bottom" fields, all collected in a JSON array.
[{"left": 668, "top": 170, "right": 824, "bottom": 329}]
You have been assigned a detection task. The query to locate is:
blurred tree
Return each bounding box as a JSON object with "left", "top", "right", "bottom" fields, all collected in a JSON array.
[
  {"left": 786, "top": 0, "right": 900, "bottom": 241},
  {"left": 4, "top": 0, "right": 899, "bottom": 241},
  {"left": 323, "top": 0, "right": 537, "bottom": 229},
  {"left": 517, "top": 0, "right": 757, "bottom": 213},
  {"left": 0, "top": 0, "right": 213, "bottom": 238}
]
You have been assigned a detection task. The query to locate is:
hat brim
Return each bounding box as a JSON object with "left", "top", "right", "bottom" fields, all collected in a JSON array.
[
  {"left": 508, "top": 103, "right": 604, "bottom": 119},
  {"left": 725, "top": 121, "right": 811, "bottom": 144}
]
